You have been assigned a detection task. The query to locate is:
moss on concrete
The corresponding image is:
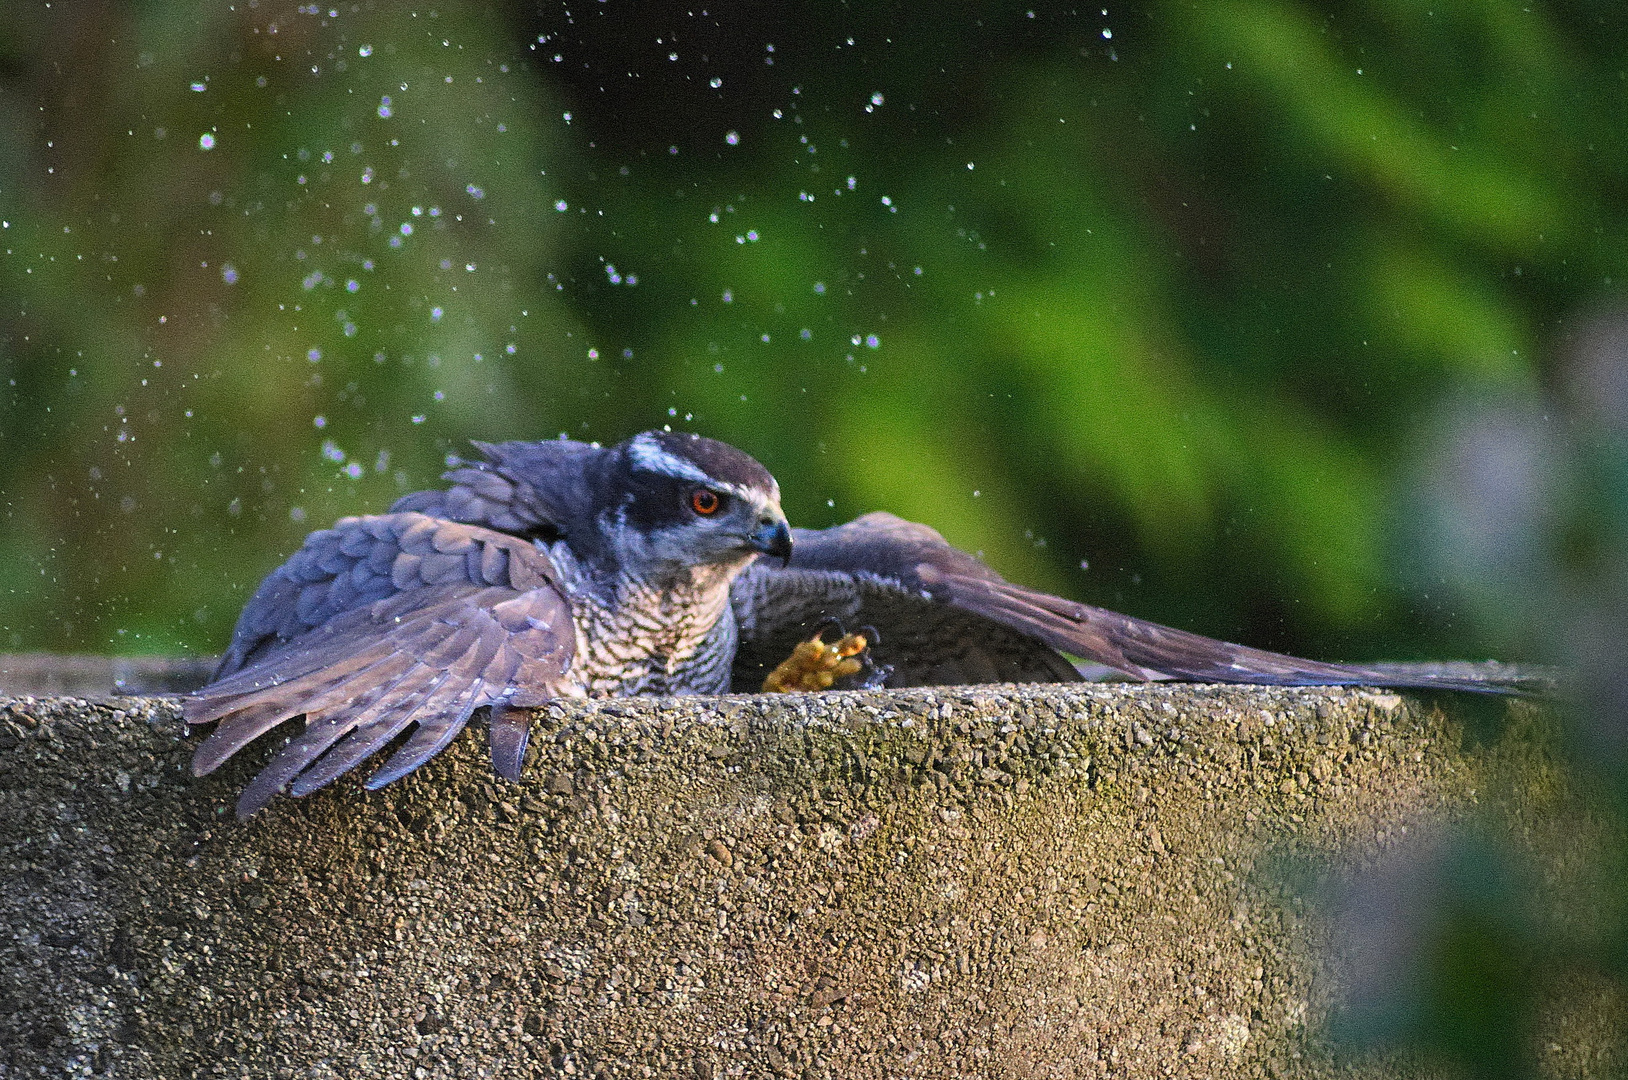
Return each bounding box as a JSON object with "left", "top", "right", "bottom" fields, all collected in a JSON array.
[{"left": 0, "top": 685, "right": 1611, "bottom": 1078}]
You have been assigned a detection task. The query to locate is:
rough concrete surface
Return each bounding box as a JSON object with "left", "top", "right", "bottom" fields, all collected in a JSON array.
[{"left": 0, "top": 684, "right": 1610, "bottom": 1078}]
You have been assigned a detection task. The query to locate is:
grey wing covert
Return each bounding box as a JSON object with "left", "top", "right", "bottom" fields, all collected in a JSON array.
[{"left": 185, "top": 511, "right": 576, "bottom": 818}]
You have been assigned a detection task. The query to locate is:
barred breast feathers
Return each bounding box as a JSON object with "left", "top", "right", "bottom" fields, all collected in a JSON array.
[{"left": 550, "top": 540, "right": 742, "bottom": 697}]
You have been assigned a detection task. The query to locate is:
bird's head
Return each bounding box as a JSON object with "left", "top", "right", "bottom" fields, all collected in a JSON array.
[{"left": 592, "top": 430, "right": 791, "bottom": 581}]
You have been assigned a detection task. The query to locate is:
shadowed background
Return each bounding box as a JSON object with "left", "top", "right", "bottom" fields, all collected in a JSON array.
[{"left": 2, "top": 3, "right": 1627, "bottom": 1076}]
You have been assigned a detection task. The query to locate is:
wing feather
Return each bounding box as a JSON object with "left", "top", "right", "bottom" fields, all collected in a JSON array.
[
  {"left": 364, "top": 677, "right": 489, "bottom": 790},
  {"left": 735, "top": 511, "right": 1549, "bottom": 695},
  {"left": 288, "top": 669, "right": 450, "bottom": 798},
  {"left": 230, "top": 652, "right": 433, "bottom": 817},
  {"left": 487, "top": 701, "right": 532, "bottom": 782},
  {"left": 187, "top": 511, "right": 576, "bottom": 814}
]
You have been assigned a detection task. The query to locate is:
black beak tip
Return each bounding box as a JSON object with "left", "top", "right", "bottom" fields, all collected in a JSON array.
[{"left": 751, "top": 519, "right": 794, "bottom": 565}]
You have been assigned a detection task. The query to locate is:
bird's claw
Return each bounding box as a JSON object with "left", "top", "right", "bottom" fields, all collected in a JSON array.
[{"left": 761, "top": 619, "right": 891, "bottom": 693}]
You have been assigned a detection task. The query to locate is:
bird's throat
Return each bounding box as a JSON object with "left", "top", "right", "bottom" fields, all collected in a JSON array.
[{"left": 555, "top": 549, "right": 744, "bottom": 697}]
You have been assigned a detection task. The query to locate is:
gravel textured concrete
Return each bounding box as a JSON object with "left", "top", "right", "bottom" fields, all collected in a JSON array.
[{"left": 0, "top": 684, "right": 1605, "bottom": 1078}]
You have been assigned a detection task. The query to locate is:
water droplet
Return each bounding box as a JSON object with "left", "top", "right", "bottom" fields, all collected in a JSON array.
[
  {"left": 870, "top": 92, "right": 884, "bottom": 106},
  {"left": 313, "top": 415, "right": 327, "bottom": 428},
  {"left": 377, "top": 96, "right": 392, "bottom": 119},
  {"left": 724, "top": 131, "right": 740, "bottom": 145},
  {"left": 221, "top": 263, "right": 239, "bottom": 285},
  {"left": 198, "top": 133, "right": 215, "bottom": 150},
  {"left": 555, "top": 200, "right": 569, "bottom": 212},
  {"left": 346, "top": 279, "right": 360, "bottom": 293},
  {"left": 358, "top": 44, "right": 372, "bottom": 57},
  {"left": 710, "top": 76, "right": 723, "bottom": 89},
  {"left": 430, "top": 306, "right": 443, "bottom": 321}
]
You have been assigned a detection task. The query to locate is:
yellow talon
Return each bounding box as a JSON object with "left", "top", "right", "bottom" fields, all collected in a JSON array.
[{"left": 761, "top": 627, "right": 872, "bottom": 693}]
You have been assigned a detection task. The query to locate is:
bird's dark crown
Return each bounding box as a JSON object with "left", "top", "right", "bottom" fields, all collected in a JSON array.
[{"left": 621, "top": 430, "right": 778, "bottom": 500}]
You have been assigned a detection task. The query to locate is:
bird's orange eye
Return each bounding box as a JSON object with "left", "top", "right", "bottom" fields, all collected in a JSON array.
[{"left": 690, "top": 488, "right": 721, "bottom": 515}]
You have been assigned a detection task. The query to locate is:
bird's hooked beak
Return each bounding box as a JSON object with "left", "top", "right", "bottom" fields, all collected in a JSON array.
[{"left": 749, "top": 515, "right": 794, "bottom": 567}]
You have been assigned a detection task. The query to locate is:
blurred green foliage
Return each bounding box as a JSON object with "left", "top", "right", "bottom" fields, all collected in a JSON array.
[
  {"left": 3, "top": 5, "right": 1627, "bottom": 1074},
  {"left": 0, "top": 0, "right": 1622, "bottom": 669}
]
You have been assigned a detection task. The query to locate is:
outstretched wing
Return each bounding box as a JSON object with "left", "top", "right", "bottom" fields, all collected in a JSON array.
[
  {"left": 733, "top": 511, "right": 1549, "bottom": 695},
  {"left": 186, "top": 512, "right": 576, "bottom": 817}
]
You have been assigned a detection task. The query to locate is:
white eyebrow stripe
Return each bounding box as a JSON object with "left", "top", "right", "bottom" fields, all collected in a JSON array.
[
  {"left": 715, "top": 480, "right": 762, "bottom": 502},
  {"left": 627, "top": 432, "right": 713, "bottom": 484}
]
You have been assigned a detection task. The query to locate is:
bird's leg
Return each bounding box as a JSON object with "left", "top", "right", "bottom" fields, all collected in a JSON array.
[
  {"left": 838, "top": 625, "right": 893, "bottom": 690},
  {"left": 760, "top": 619, "right": 886, "bottom": 693}
]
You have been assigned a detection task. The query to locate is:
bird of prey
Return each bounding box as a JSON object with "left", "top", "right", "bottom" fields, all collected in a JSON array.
[{"left": 187, "top": 431, "right": 1540, "bottom": 817}]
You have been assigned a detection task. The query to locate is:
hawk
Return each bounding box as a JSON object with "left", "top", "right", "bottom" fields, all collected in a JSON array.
[{"left": 188, "top": 431, "right": 1539, "bottom": 817}]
